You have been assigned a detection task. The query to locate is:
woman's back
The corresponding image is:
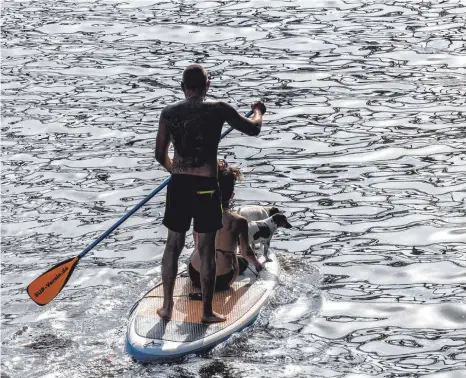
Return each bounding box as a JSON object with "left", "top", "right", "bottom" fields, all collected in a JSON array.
[{"left": 191, "top": 210, "right": 239, "bottom": 276}]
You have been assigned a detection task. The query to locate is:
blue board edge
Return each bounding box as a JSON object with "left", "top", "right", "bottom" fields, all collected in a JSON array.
[{"left": 126, "top": 314, "right": 259, "bottom": 363}]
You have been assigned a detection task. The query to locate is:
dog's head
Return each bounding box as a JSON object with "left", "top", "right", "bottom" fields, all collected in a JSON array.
[
  {"left": 271, "top": 213, "right": 292, "bottom": 229},
  {"left": 267, "top": 206, "right": 280, "bottom": 217}
]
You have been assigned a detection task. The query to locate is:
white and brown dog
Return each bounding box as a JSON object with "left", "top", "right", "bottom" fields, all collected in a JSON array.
[
  {"left": 237, "top": 205, "right": 281, "bottom": 251},
  {"left": 247, "top": 213, "right": 292, "bottom": 261},
  {"left": 237, "top": 205, "right": 280, "bottom": 222}
]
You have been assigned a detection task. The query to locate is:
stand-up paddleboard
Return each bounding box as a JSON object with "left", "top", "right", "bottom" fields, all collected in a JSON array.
[{"left": 126, "top": 252, "right": 279, "bottom": 363}]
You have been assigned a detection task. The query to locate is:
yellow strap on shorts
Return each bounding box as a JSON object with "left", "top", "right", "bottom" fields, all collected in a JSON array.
[
  {"left": 196, "top": 190, "right": 222, "bottom": 211},
  {"left": 196, "top": 190, "right": 215, "bottom": 195}
]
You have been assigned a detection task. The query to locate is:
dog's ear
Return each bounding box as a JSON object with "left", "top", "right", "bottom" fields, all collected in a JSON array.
[
  {"left": 269, "top": 207, "right": 280, "bottom": 216},
  {"left": 273, "top": 213, "right": 292, "bottom": 228}
]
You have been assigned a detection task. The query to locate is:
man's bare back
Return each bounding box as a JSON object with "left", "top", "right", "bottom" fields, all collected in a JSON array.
[{"left": 160, "top": 99, "right": 225, "bottom": 177}]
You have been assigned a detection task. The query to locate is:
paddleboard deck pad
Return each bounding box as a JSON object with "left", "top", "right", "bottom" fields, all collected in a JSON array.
[{"left": 126, "top": 252, "right": 279, "bottom": 363}]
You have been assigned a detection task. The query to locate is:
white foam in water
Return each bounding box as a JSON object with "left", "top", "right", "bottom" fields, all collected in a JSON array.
[{"left": 271, "top": 295, "right": 321, "bottom": 328}]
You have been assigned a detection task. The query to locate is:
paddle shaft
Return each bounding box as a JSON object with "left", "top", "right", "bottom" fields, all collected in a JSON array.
[{"left": 77, "top": 110, "right": 254, "bottom": 259}]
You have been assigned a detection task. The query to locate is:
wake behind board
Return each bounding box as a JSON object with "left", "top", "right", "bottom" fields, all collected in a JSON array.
[{"left": 126, "top": 252, "right": 279, "bottom": 363}]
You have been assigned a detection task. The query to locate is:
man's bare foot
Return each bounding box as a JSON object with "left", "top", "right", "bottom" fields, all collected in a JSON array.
[
  {"left": 157, "top": 307, "right": 172, "bottom": 320},
  {"left": 201, "top": 311, "right": 226, "bottom": 324}
]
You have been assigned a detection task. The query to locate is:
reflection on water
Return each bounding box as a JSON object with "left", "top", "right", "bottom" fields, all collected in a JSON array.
[{"left": 2, "top": 0, "right": 466, "bottom": 377}]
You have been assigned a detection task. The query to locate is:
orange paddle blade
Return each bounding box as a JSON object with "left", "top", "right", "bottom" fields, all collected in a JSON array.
[{"left": 27, "top": 256, "right": 79, "bottom": 306}]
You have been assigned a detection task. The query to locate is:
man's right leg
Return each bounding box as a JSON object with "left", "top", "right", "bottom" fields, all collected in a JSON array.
[
  {"left": 157, "top": 230, "right": 186, "bottom": 320},
  {"left": 197, "top": 231, "right": 226, "bottom": 324}
]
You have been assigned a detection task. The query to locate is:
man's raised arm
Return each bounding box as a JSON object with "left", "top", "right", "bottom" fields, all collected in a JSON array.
[{"left": 219, "top": 101, "right": 266, "bottom": 136}]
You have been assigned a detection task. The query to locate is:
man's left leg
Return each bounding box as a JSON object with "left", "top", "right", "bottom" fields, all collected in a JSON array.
[{"left": 157, "top": 229, "right": 186, "bottom": 320}]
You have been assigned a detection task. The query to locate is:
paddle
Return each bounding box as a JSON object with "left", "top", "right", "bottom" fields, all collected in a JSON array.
[{"left": 26, "top": 110, "right": 254, "bottom": 306}]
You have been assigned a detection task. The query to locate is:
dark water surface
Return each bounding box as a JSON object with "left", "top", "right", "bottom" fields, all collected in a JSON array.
[{"left": 2, "top": 0, "right": 466, "bottom": 377}]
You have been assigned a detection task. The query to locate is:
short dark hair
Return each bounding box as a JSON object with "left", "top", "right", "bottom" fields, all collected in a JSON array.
[
  {"left": 182, "top": 64, "right": 208, "bottom": 90},
  {"left": 218, "top": 160, "right": 241, "bottom": 205}
]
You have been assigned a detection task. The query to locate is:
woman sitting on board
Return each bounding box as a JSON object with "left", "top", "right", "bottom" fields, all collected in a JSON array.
[{"left": 189, "top": 160, "right": 263, "bottom": 290}]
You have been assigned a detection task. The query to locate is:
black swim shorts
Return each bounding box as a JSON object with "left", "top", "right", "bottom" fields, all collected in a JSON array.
[{"left": 163, "top": 174, "right": 223, "bottom": 233}]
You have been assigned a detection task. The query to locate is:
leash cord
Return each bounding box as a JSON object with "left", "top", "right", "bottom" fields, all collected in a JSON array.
[{"left": 246, "top": 264, "right": 260, "bottom": 278}]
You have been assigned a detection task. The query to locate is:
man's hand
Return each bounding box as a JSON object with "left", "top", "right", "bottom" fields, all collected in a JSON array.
[{"left": 251, "top": 101, "right": 266, "bottom": 115}]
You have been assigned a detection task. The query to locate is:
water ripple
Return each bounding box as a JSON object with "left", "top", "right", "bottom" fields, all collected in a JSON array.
[{"left": 2, "top": 0, "right": 466, "bottom": 377}]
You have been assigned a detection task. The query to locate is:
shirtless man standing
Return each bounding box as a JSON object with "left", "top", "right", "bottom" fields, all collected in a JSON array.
[
  {"left": 155, "top": 64, "right": 266, "bottom": 323},
  {"left": 189, "top": 161, "right": 263, "bottom": 291}
]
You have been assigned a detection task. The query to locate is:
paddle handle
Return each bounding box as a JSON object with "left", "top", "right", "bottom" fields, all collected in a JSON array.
[{"left": 78, "top": 110, "right": 254, "bottom": 259}]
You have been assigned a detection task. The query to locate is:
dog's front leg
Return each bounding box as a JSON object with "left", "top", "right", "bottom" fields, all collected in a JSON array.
[{"left": 263, "top": 241, "right": 272, "bottom": 262}]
